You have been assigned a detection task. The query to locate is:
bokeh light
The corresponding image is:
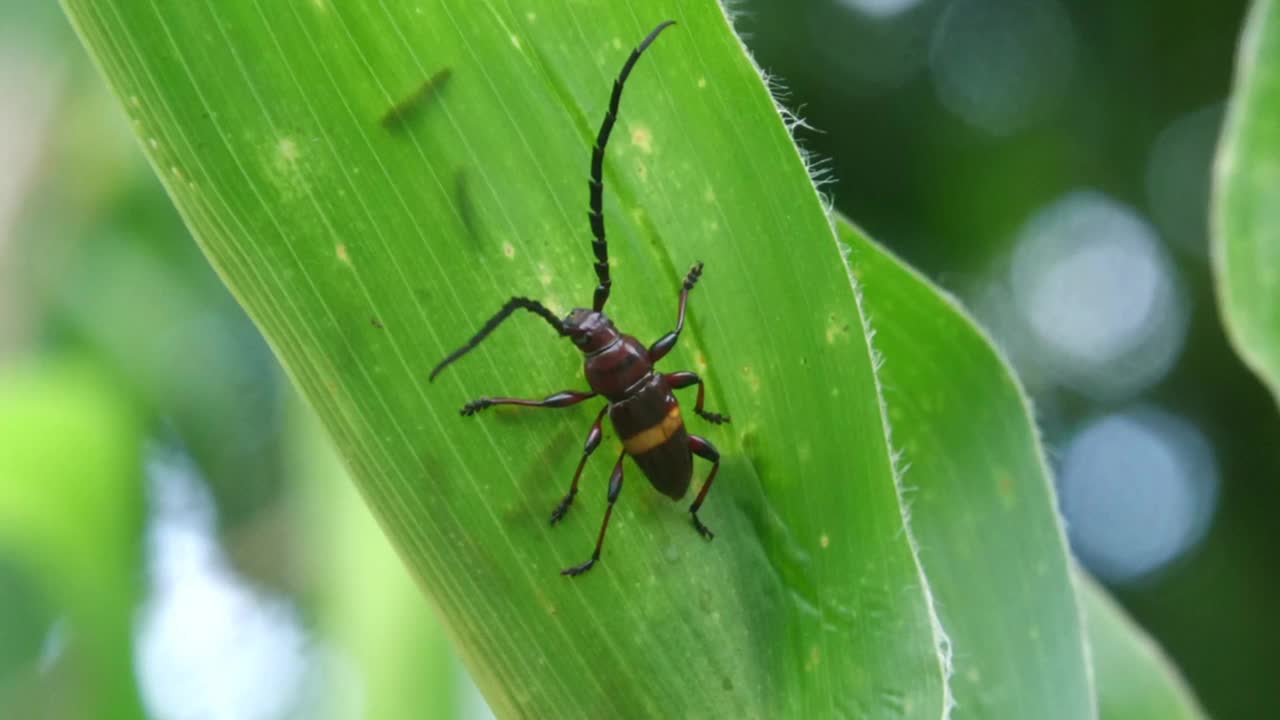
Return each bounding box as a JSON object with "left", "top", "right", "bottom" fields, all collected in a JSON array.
[
  {"left": 1010, "top": 190, "right": 1189, "bottom": 400},
  {"left": 1059, "top": 408, "right": 1220, "bottom": 583},
  {"left": 808, "top": 0, "right": 936, "bottom": 95},
  {"left": 836, "top": 0, "right": 925, "bottom": 21},
  {"left": 135, "top": 450, "right": 353, "bottom": 720},
  {"left": 930, "top": 0, "right": 1075, "bottom": 135}
]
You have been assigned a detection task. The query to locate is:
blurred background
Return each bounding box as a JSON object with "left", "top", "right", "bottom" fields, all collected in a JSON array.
[{"left": 1, "top": 1, "right": 1274, "bottom": 718}]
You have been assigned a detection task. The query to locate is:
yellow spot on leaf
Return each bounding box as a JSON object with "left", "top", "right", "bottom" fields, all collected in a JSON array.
[
  {"left": 697, "top": 77, "right": 707, "bottom": 89},
  {"left": 336, "top": 243, "right": 351, "bottom": 265},
  {"left": 278, "top": 138, "right": 299, "bottom": 162},
  {"left": 631, "top": 125, "right": 653, "bottom": 154},
  {"left": 825, "top": 315, "right": 850, "bottom": 344},
  {"left": 804, "top": 645, "right": 820, "bottom": 672},
  {"left": 820, "top": 533, "right": 830, "bottom": 549},
  {"left": 502, "top": 241, "right": 516, "bottom": 259}
]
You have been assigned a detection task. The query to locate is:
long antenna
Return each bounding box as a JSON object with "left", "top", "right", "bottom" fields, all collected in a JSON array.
[
  {"left": 429, "top": 297, "right": 565, "bottom": 381},
  {"left": 588, "top": 20, "right": 676, "bottom": 312}
]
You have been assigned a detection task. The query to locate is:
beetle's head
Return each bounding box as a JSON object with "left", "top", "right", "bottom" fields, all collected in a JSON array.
[{"left": 563, "top": 308, "right": 619, "bottom": 354}]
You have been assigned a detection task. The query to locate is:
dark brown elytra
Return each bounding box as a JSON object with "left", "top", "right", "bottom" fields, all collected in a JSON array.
[{"left": 428, "top": 20, "right": 729, "bottom": 577}]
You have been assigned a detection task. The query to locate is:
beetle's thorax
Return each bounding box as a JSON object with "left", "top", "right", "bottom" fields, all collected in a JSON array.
[
  {"left": 565, "top": 308, "right": 654, "bottom": 401},
  {"left": 584, "top": 334, "right": 652, "bottom": 401}
]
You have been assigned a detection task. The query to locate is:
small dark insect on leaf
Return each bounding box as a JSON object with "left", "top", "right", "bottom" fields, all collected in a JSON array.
[
  {"left": 370, "top": 316, "right": 384, "bottom": 329},
  {"left": 428, "top": 21, "right": 730, "bottom": 578},
  {"left": 381, "top": 67, "right": 452, "bottom": 130}
]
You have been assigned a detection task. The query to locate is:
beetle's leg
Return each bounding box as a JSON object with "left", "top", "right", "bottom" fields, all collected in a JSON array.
[
  {"left": 460, "top": 390, "right": 595, "bottom": 416},
  {"left": 688, "top": 435, "right": 720, "bottom": 540},
  {"left": 665, "top": 371, "right": 730, "bottom": 424},
  {"left": 647, "top": 262, "right": 703, "bottom": 362},
  {"left": 551, "top": 404, "right": 609, "bottom": 524},
  {"left": 562, "top": 451, "right": 626, "bottom": 577}
]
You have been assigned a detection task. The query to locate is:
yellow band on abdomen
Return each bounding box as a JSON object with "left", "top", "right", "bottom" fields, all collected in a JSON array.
[{"left": 622, "top": 406, "right": 684, "bottom": 455}]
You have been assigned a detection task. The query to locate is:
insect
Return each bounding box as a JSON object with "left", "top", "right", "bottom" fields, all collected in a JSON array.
[{"left": 428, "top": 20, "right": 729, "bottom": 577}]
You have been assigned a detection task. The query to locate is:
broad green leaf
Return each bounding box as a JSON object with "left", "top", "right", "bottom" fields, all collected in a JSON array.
[
  {"left": 838, "top": 218, "right": 1204, "bottom": 718},
  {"left": 1079, "top": 574, "right": 1206, "bottom": 720},
  {"left": 840, "top": 219, "right": 1092, "bottom": 718},
  {"left": 1214, "top": 0, "right": 1280, "bottom": 404},
  {"left": 0, "top": 358, "right": 146, "bottom": 719},
  {"left": 64, "top": 2, "right": 949, "bottom": 717}
]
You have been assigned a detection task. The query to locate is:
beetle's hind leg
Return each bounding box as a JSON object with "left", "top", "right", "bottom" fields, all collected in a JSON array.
[
  {"left": 665, "top": 371, "right": 730, "bottom": 424},
  {"left": 688, "top": 435, "right": 720, "bottom": 540},
  {"left": 551, "top": 404, "right": 608, "bottom": 524},
  {"left": 562, "top": 450, "right": 626, "bottom": 577},
  {"left": 460, "top": 389, "right": 595, "bottom": 416}
]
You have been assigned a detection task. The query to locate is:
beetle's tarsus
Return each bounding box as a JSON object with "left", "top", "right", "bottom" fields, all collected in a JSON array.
[
  {"left": 691, "top": 512, "right": 715, "bottom": 540},
  {"left": 697, "top": 409, "right": 730, "bottom": 425},
  {"left": 460, "top": 399, "right": 491, "bottom": 416},
  {"left": 683, "top": 261, "right": 704, "bottom": 291},
  {"left": 549, "top": 492, "right": 576, "bottom": 525},
  {"left": 561, "top": 557, "right": 597, "bottom": 577}
]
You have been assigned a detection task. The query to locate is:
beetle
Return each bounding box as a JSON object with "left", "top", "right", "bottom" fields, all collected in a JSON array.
[{"left": 428, "top": 20, "right": 729, "bottom": 577}]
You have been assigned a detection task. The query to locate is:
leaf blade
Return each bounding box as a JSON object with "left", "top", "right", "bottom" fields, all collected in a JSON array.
[
  {"left": 839, "top": 217, "right": 1203, "bottom": 718},
  {"left": 1214, "top": 0, "right": 1280, "bottom": 405},
  {"left": 841, "top": 218, "right": 1092, "bottom": 719}
]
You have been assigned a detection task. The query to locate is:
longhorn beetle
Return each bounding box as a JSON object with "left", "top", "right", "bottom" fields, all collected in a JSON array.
[{"left": 429, "top": 21, "right": 729, "bottom": 577}]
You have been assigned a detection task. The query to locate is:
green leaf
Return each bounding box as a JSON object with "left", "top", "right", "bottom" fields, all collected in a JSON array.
[
  {"left": 1079, "top": 574, "right": 1206, "bottom": 720},
  {"left": 1214, "top": 0, "right": 1280, "bottom": 405},
  {"left": 64, "top": 2, "right": 949, "bottom": 716},
  {"left": 838, "top": 217, "right": 1204, "bottom": 718},
  {"left": 840, "top": 219, "right": 1092, "bottom": 717}
]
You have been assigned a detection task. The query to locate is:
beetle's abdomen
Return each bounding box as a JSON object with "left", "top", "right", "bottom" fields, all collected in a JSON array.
[{"left": 609, "top": 373, "right": 693, "bottom": 500}]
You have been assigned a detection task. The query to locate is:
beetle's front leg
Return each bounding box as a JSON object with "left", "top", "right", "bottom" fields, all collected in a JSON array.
[
  {"left": 460, "top": 389, "right": 595, "bottom": 416},
  {"left": 665, "top": 371, "right": 730, "bottom": 424},
  {"left": 648, "top": 262, "right": 703, "bottom": 362}
]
